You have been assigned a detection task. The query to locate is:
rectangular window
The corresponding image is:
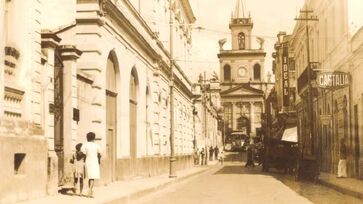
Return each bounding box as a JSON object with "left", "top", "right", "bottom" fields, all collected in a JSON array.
[{"left": 14, "top": 153, "right": 26, "bottom": 175}]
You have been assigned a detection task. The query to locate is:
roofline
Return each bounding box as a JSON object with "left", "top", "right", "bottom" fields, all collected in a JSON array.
[
  {"left": 180, "top": 0, "right": 196, "bottom": 23},
  {"left": 218, "top": 51, "right": 266, "bottom": 58}
]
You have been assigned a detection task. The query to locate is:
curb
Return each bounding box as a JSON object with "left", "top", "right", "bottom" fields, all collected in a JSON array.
[
  {"left": 318, "top": 179, "right": 363, "bottom": 199},
  {"left": 106, "top": 164, "right": 219, "bottom": 204}
]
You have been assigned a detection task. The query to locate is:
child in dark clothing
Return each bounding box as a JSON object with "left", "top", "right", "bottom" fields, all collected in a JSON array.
[{"left": 70, "top": 143, "right": 86, "bottom": 196}]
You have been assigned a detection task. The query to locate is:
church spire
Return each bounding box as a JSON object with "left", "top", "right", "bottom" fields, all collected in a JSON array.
[{"left": 233, "top": 0, "right": 246, "bottom": 19}]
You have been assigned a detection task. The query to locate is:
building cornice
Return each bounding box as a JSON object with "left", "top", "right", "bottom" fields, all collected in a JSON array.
[
  {"left": 180, "top": 0, "right": 196, "bottom": 23},
  {"left": 218, "top": 49, "right": 266, "bottom": 58}
]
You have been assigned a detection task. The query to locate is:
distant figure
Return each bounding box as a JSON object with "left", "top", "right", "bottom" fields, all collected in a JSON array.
[
  {"left": 214, "top": 146, "right": 219, "bottom": 159},
  {"left": 82, "top": 132, "right": 101, "bottom": 198},
  {"left": 70, "top": 143, "right": 86, "bottom": 196},
  {"left": 209, "top": 146, "right": 214, "bottom": 161},
  {"left": 200, "top": 148, "right": 205, "bottom": 165},
  {"left": 219, "top": 151, "right": 225, "bottom": 165},
  {"left": 194, "top": 149, "right": 200, "bottom": 165},
  {"left": 337, "top": 138, "right": 347, "bottom": 178},
  {"left": 245, "top": 146, "right": 255, "bottom": 168}
]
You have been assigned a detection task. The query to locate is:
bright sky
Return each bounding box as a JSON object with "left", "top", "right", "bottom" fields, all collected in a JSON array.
[{"left": 188, "top": 0, "right": 305, "bottom": 81}]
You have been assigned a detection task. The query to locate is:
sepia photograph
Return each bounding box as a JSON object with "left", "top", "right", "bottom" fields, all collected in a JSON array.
[{"left": 1, "top": 0, "right": 363, "bottom": 203}]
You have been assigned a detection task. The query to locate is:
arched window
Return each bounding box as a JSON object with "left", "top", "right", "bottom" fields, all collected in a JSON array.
[
  {"left": 238, "top": 32, "right": 246, "bottom": 50},
  {"left": 223, "top": 64, "right": 231, "bottom": 81},
  {"left": 253, "top": 64, "right": 261, "bottom": 80}
]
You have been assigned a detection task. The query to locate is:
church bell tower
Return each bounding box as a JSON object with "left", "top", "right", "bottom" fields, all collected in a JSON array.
[{"left": 230, "top": 0, "right": 253, "bottom": 50}]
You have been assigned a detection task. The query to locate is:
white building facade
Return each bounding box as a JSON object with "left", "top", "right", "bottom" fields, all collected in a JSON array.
[{"left": 1, "top": 0, "right": 199, "bottom": 203}]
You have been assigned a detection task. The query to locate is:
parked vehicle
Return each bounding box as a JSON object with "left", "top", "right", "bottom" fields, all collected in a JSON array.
[
  {"left": 262, "top": 127, "right": 298, "bottom": 174},
  {"left": 225, "top": 133, "right": 249, "bottom": 152}
]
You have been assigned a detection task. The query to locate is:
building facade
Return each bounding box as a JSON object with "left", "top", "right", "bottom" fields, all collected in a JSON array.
[
  {"left": 217, "top": 0, "right": 273, "bottom": 141},
  {"left": 1, "top": 0, "right": 208, "bottom": 203},
  {"left": 291, "top": 0, "right": 363, "bottom": 178},
  {"left": 192, "top": 73, "right": 222, "bottom": 156},
  {"left": 1, "top": 0, "right": 48, "bottom": 203}
]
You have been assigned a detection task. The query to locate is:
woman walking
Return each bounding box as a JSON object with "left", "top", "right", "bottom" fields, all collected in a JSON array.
[
  {"left": 82, "top": 132, "right": 101, "bottom": 197},
  {"left": 337, "top": 138, "right": 347, "bottom": 178}
]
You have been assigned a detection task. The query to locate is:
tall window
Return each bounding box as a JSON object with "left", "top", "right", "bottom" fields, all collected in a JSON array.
[
  {"left": 223, "top": 64, "right": 231, "bottom": 81},
  {"left": 238, "top": 32, "right": 245, "bottom": 50},
  {"left": 224, "top": 103, "right": 232, "bottom": 129},
  {"left": 253, "top": 64, "right": 261, "bottom": 80}
]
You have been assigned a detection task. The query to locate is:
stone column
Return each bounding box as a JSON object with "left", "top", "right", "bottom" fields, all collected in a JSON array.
[
  {"left": 250, "top": 102, "right": 255, "bottom": 137},
  {"left": 41, "top": 32, "right": 61, "bottom": 195},
  {"left": 59, "top": 45, "right": 81, "bottom": 187}
]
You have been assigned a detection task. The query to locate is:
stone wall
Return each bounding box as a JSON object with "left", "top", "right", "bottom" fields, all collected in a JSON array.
[
  {"left": 114, "top": 155, "right": 193, "bottom": 180},
  {"left": 0, "top": 120, "right": 47, "bottom": 204}
]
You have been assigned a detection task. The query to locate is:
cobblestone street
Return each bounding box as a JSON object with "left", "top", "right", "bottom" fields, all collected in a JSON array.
[{"left": 134, "top": 153, "right": 362, "bottom": 204}]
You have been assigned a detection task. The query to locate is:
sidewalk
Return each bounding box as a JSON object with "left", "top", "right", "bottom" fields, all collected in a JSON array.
[
  {"left": 319, "top": 172, "right": 363, "bottom": 199},
  {"left": 16, "top": 161, "right": 219, "bottom": 204}
]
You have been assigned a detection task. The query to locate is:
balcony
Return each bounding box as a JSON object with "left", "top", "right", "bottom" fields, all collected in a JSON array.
[{"left": 297, "top": 62, "right": 320, "bottom": 95}]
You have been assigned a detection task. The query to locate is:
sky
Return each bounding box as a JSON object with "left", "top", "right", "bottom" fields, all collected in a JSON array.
[{"left": 188, "top": 0, "right": 305, "bottom": 81}]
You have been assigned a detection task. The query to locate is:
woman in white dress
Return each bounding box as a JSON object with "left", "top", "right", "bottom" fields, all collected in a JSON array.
[{"left": 81, "top": 132, "right": 101, "bottom": 197}]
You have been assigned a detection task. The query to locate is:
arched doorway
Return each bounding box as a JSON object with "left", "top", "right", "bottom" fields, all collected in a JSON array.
[
  {"left": 129, "top": 68, "right": 139, "bottom": 162},
  {"left": 106, "top": 52, "right": 119, "bottom": 182}
]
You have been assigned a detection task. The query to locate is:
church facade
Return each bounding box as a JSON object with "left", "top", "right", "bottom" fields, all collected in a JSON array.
[{"left": 218, "top": 0, "right": 273, "bottom": 140}]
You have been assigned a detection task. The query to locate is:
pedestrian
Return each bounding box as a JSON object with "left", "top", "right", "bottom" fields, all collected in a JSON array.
[
  {"left": 81, "top": 132, "right": 101, "bottom": 198},
  {"left": 193, "top": 148, "right": 200, "bottom": 165},
  {"left": 245, "top": 145, "right": 255, "bottom": 168},
  {"left": 219, "top": 150, "right": 224, "bottom": 165},
  {"left": 214, "top": 146, "right": 219, "bottom": 159},
  {"left": 209, "top": 146, "right": 214, "bottom": 161},
  {"left": 70, "top": 143, "right": 86, "bottom": 196},
  {"left": 337, "top": 138, "right": 347, "bottom": 178},
  {"left": 200, "top": 148, "right": 205, "bottom": 165}
]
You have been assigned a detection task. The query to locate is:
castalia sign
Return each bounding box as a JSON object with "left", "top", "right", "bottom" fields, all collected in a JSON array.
[{"left": 317, "top": 71, "right": 350, "bottom": 89}]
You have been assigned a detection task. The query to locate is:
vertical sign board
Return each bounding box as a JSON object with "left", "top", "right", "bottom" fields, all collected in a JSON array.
[{"left": 282, "top": 44, "right": 289, "bottom": 106}]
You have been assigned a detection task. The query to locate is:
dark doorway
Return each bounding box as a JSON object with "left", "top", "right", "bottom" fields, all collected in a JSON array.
[
  {"left": 105, "top": 53, "right": 118, "bottom": 182},
  {"left": 53, "top": 50, "right": 64, "bottom": 185},
  {"left": 354, "top": 105, "right": 360, "bottom": 177}
]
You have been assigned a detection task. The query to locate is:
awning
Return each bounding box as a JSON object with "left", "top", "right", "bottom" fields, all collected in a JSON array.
[{"left": 281, "top": 126, "right": 297, "bottom": 143}]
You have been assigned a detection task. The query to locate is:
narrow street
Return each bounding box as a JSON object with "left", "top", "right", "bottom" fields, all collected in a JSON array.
[{"left": 133, "top": 152, "right": 362, "bottom": 204}]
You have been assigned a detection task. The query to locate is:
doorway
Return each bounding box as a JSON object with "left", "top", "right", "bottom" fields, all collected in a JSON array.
[
  {"left": 354, "top": 105, "right": 360, "bottom": 177},
  {"left": 105, "top": 53, "right": 118, "bottom": 182},
  {"left": 53, "top": 50, "right": 64, "bottom": 185}
]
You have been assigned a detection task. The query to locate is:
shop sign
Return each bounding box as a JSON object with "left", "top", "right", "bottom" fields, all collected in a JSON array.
[
  {"left": 317, "top": 72, "right": 350, "bottom": 89},
  {"left": 282, "top": 44, "right": 289, "bottom": 106}
]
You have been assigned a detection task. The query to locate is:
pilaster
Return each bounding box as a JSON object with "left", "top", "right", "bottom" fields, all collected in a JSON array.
[
  {"left": 41, "top": 32, "right": 61, "bottom": 195},
  {"left": 59, "top": 45, "right": 81, "bottom": 186}
]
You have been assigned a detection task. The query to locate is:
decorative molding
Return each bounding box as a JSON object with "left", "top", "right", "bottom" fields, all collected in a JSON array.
[
  {"left": 41, "top": 30, "right": 61, "bottom": 49},
  {"left": 4, "top": 86, "right": 25, "bottom": 118},
  {"left": 59, "top": 45, "right": 82, "bottom": 61}
]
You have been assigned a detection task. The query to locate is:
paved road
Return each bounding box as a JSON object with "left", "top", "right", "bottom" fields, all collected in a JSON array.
[{"left": 133, "top": 153, "right": 362, "bottom": 204}]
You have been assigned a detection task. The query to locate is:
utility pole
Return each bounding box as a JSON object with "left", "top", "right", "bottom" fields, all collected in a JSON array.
[
  {"left": 294, "top": 5, "right": 318, "bottom": 166},
  {"left": 169, "top": 0, "right": 176, "bottom": 178}
]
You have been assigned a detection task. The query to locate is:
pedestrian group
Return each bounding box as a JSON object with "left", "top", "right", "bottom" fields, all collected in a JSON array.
[{"left": 70, "top": 132, "right": 101, "bottom": 198}]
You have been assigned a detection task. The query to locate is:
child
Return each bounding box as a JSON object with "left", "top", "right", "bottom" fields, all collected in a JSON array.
[{"left": 70, "top": 143, "right": 86, "bottom": 196}]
